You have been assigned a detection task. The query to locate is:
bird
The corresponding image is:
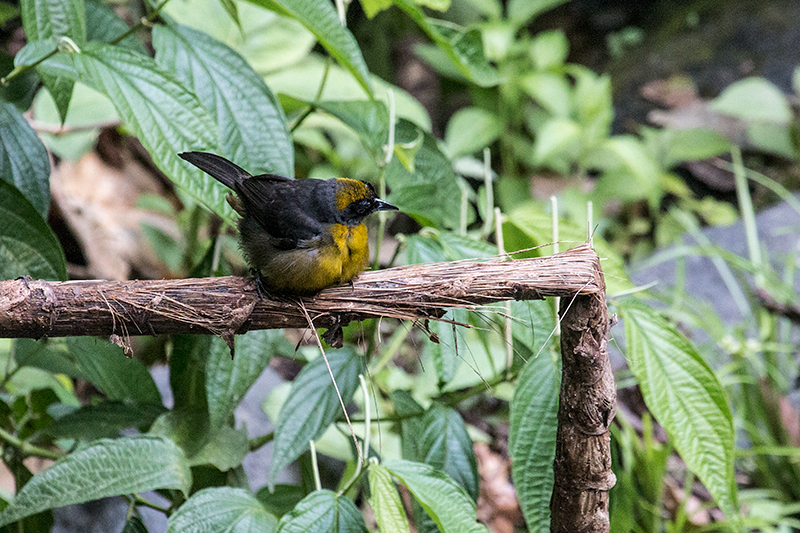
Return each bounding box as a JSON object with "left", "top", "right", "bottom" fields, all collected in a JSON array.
[{"left": 178, "top": 152, "right": 398, "bottom": 295}]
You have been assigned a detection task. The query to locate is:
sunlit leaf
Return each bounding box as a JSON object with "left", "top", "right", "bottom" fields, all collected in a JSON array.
[{"left": 620, "top": 299, "right": 737, "bottom": 517}]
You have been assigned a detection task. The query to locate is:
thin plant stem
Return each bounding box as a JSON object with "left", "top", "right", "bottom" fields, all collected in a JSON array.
[
  {"left": 338, "top": 374, "right": 370, "bottom": 497},
  {"left": 310, "top": 440, "right": 321, "bottom": 491},
  {"left": 732, "top": 146, "right": 764, "bottom": 288},
  {"left": 0, "top": 426, "right": 64, "bottom": 460}
]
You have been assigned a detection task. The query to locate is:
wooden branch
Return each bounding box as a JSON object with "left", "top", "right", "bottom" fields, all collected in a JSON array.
[
  {"left": 550, "top": 286, "right": 616, "bottom": 531},
  {"left": 0, "top": 244, "right": 602, "bottom": 340}
]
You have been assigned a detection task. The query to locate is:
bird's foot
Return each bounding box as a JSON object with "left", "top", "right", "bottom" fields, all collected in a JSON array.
[{"left": 250, "top": 269, "right": 270, "bottom": 299}]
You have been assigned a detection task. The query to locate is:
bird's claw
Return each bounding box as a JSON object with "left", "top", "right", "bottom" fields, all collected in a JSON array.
[{"left": 251, "top": 269, "right": 269, "bottom": 299}]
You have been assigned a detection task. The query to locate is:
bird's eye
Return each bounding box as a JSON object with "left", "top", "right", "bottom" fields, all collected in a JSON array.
[{"left": 354, "top": 199, "right": 371, "bottom": 215}]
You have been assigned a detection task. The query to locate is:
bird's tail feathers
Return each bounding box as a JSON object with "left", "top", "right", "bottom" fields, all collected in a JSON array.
[{"left": 179, "top": 152, "right": 251, "bottom": 189}]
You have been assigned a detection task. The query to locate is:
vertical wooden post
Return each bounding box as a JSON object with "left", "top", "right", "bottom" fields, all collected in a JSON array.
[{"left": 550, "top": 286, "right": 616, "bottom": 532}]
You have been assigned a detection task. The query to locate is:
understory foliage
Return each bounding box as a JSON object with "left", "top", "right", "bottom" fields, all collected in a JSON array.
[{"left": 0, "top": 0, "right": 798, "bottom": 531}]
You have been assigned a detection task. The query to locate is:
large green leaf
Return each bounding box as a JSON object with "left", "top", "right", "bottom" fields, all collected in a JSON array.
[
  {"left": 0, "top": 180, "right": 65, "bottom": 280},
  {"left": 393, "top": 0, "right": 500, "bottom": 87},
  {"left": 205, "top": 330, "right": 289, "bottom": 430},
  {"left": 167, "top": 487, "right": 278, "bottom": 532},
  {"left": 386, "top": 119, "right": 463, "bottom": 228},
  {"left": 153, "top": 23, "right": 294, "bottom": 177},
  {"left": 509, "top": 352, "right": 560, "bottom": 532},
  {"left": 419, "top": 403, "right": 478, "bottom": 500},
  {"left": 20, "top": 0, "right": 86, "bottom": 120},
  {"left": 269, "top": 349, "right": 361, "bottom": 486},
  {"left": 0, "top": 436, "right": 192, "bottom": 527},
  {"left": 244, "top": 0, "right": 371, "bottom": 95},
  {"left": 0, "top": 101, "right": 51, "bottom": 217},
  {"left": 276, "top": 490, "right": 366, "bottom": 533},
  {"left": 711, "top": 77, "right": 793, "bottom": 124},
  {"left": 383, "top": 459, "right": 487, "bottom": 533},
  {"left": 368, "top": 464, "right": 410, "bottom": 532},
  {"left": 85, "top": 0, "right": 147, "bottom": 53},
  {"left": 36, "top": 43, "right": 234, "bottom": 224},
  {"left": 66, "top": 337, "right": 162, "bottom": 406},
  {"left": 620, "top": 299, "right": 737, "bottom": 516},
  {"left": 443, "top": 106, "right": 501, "bottom": 158}
]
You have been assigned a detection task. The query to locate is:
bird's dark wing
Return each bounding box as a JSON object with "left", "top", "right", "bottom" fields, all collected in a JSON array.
[{"left": 236, "top": 177, "right": 327, "bottom": 247}]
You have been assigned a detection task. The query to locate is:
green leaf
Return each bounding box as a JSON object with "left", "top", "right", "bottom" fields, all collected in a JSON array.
[
  {"left": 313, "top": 99, "right": 389, "bottom": 160},
  {"left": 0, "top": 436, "right": 192, "bottom": 527},
  {"left": 383, "top": 460, "right": 487, "bottom": 533},
  {"left": 20, "top": 0, "right": 85, "bottom": 45},
  {"left": 529, "top": 29, "right": 568, "bottom": 70},
  {"left": 0, "top": 180, "right": 66, "bottom": 280},
  {"left": 189, "top": 423, "right": 249, "bottom": 471},
  {"left": 443, "top": 106, "right": 501, "bottom": 158},
  {"left": 269, "top": 349, "right": 361, "bottom": 486},
  {"left": 85, "top": 0, "right": 146, "bottom": 53},
  {"left": 206, "top": 330, "right": 288, "bottom": 430},
  {"left": 588, "top": 135, "right": 663, "bottom": 207},
  {"left": 420, "top": 403, "right": 478, "bottom": 500},
  {"left": 620, "top": 299, "right": 737, "bottom": 516},
  {"left": 276, "top": 490, "right": 367, "bottom": 533},
  {"left": 44, "top": 401, "right": 166, "bottom": 440},
  {"left": 20, "top": 0, "right": 86, "bottom": 121},
  {"left": 66, "top": 337, "right": 163, "bottom": 405},
  {"left": 531, "top": 117, "right": 581, "bottom": 170},
  {"left": 647, "top": 127, "right": 732, "bottom": 168},
  {"left": 507, "top": 0, "right": 567, "bottom": 28},
  {"left": 153, "top": 23, "right": 293, "bottom": 177},
  {"left": 37, "top": 43, "right": 233, "bottom": 224},
  {"left": 386, "top": 120, "right": 463, "bottom": 228},
  {"left": 368, "top": 464, "right": 410, "bottom": 532},
  {"left": 0, "top": 101, "right": 51, "bottom": 217},
  {"left": 167, "top": 487, "right": 278, "bottom": 533},
  {"left": 256, "top": 484, "right": 306, "bottom": 518},
  {"left": 122, "top": 516, "right": 148, "bottom": 533},
  {"left": 711, "top": 77, "right": 792, "bottom": 124},
  {"left": 244, "top": 0, "right": 372, "bottom": 96},
  {"left": 0, "top": 2, "right": 20, "bottom": 25},
  {"left": 394, "top": 0, "right": 501, "bottom": 87},
  {"left": 509, "top": 352, "right": 560, "bottom": 532},
  {"left": 427, "top": 311, "right": 464, "bottom": 385},
  {"left": 359, "top": 0, "right": 392, "bottom": 19},
  {"left": 520, "top": 72, "right": 571, "bottom": 117}
]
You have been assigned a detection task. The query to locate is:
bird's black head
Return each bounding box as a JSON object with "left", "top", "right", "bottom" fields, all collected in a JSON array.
[{"left": 331, "top": 178, "right": 398, "bottom": 226}]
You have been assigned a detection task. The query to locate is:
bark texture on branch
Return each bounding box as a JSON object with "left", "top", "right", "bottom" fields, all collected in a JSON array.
[
  {"left": 0, "top": 244, "right": 602, "bottom": 340},
  {"left": 550, "top": 277, "right": 616, "bottom": 531}
]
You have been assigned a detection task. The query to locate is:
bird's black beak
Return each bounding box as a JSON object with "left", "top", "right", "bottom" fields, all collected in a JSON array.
[{"left": 373, "top": 199, "right": 399, "bottom": 212}]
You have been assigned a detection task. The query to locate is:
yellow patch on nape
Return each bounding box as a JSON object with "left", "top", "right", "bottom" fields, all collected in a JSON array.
[{"left": 334, "top": 178, "right": 369, "bottom": 211}]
